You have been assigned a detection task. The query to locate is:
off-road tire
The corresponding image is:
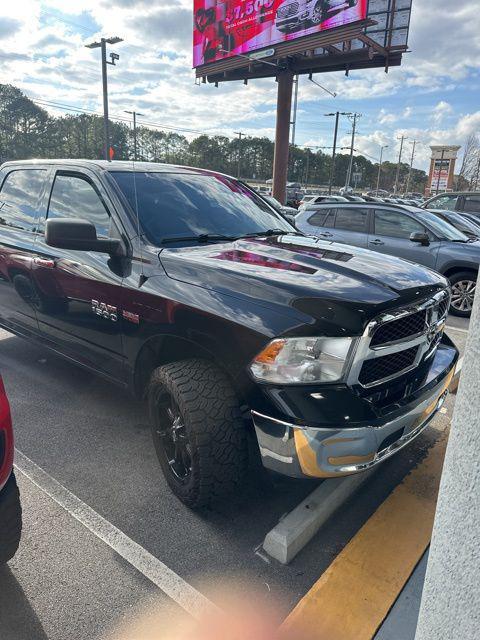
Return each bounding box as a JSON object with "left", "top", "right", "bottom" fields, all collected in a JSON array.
[
  {"left": 449, "top": 271, "right": 477, "bottom": 317},
  {"left": 0, "top": 473, "right": 22, "bottom": 564},
  {"left": 148, "top": 359, "right": 248, "bottom": 508}
]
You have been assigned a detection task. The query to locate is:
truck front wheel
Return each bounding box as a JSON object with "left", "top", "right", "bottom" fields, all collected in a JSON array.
[{"left": 148, "top": 359, "right": 248, "bottom": 508}]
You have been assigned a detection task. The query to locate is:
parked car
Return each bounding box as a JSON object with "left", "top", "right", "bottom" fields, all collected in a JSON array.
[
  {"left": 424, "top": 192, "right": 480, "bottom": 218},
  {"left": 263, "top": 195, "right": 299, "bottom": 224},
  {"left": 344, "top": 195, "right": 366, "bottom": 202},
  {"left": 298, "top": 194, "right": 349, "bottom": 211},
  {"left": 275, "top": 0, "right": 358, "bottom": 33},
  {"left": 0, "top": 374, "right": 22, "bottom": 563},
  {"left": 423, "top": 209, "right": 480, "bottom": 240},
  {"left": 0, "top": 160, "right": 458, "bottom": 507},
  {"left": 296, "top": 202, "right": 480, "bottom": 316}
]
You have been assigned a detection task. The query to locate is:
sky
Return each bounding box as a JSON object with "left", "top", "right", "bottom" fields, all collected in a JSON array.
[{"left": 0, "top": 0, "right": 479, "bottom": 171}]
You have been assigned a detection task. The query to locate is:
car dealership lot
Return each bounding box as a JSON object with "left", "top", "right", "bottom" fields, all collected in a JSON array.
[{"left": 0, "top": 318, "right": 468, "bottom": 640}]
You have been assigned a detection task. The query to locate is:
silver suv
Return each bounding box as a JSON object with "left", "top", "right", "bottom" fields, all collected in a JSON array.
[{"left": 275, "top": 0, "right": 357, "bottom": 33}]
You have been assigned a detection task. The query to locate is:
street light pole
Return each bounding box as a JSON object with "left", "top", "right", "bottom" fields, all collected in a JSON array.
[
  {"left": 394, "top": 135, "right": 407, "bottom": 194},
  {"left": 376, "top": 145, "right": 388, "bottom": 192},
  {"left": 124, "top": 111, "right": 144, "bottom": 161},
  {"left": 85, "top": 36, "right": 123, "bottom": 161}
]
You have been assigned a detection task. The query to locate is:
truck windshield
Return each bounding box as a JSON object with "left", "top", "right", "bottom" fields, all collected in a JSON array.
[{"left": 109, "top": 171, "right": 293, "bottom": 246}]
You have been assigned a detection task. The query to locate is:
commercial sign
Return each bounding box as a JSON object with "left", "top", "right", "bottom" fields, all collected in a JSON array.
[
  {"left": 193, "top": 0, "right": 368, "bottom": 67},
  {"left": 431, "top": 159, "right": 451, "bottom": 193}
]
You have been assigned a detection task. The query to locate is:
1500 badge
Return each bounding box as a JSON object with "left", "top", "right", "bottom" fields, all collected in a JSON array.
[{"left": 91, "top": 300, "right": 117, "bottom": 322}]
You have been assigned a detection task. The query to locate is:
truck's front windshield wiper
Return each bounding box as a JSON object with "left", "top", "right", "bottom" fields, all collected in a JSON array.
[
  {"left": 238, "top": 229, "right": 302, "bottom": 239},
  {"left": 160, "top": 233, "right": 238, "bottom": 245}
]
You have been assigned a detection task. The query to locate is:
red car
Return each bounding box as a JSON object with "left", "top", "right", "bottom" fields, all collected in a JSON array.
[{"left": 0, "top": 374, "right": 21, "bottom": 563}]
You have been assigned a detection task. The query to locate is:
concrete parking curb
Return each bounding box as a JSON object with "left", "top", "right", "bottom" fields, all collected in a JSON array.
[{"left": 263, "top": 468, "right": 378, "bottom": 564}]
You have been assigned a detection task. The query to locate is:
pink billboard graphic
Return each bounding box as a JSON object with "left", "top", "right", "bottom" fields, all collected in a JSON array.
[{"left": 193, "top": 0, "right": 367, "bottom": 67}]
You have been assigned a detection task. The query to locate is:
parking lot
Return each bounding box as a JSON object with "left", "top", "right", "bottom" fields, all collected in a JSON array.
[{"left": 0, "top": 317, "right": 468, "bottom": 640}]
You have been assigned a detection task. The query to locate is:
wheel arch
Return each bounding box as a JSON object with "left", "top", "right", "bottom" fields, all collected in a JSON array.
[
  {"left": 442, "top": 264, "right": 478, "bottom": 281},
  {"left": 132, "top": 333, "right": 249, "bottom": 403}
]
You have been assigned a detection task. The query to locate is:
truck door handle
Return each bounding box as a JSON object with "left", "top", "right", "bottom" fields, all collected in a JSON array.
[
  {"left": 34, "top": 257, "right": 55, "bottom": 268},
  {"left": 370, "top": 239, "right": 384, "bottom": 246}
]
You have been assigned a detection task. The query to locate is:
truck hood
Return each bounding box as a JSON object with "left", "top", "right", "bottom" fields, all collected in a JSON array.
[{"left": 159, "top": 234, "right": 447, "bottom": 333}]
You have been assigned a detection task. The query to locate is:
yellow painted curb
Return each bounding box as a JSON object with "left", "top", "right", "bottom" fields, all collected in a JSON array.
[{"left": 281, "top": 434, "right": 447, "bottom": 640}]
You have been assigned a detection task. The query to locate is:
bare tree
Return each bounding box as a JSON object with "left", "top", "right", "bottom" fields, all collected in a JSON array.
[{"left": 457, "top": 133, "right": 480, "bottom": 189}]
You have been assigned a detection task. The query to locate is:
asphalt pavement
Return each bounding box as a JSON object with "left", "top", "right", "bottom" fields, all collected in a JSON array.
[{"left": 0, "top": 315, "right": 469, "bottom": 640}]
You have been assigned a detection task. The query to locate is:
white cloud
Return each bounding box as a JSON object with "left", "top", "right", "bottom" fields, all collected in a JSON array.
[{"left": 432, "top": 101, "right": 453, "bottom": 125}]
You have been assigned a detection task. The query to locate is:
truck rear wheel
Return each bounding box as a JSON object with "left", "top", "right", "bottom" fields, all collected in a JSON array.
[
  {"left": 148, "top": 359, "right": 248, "bottom": 508},
  {"left": 0, "top": 473, "right": 22, "bottom": 564}
]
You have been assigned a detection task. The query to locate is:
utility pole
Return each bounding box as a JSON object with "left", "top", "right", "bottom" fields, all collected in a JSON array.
[
  {"left": 124, "top": 111, "right": 144, "bottom": 162},
  {"left": 325, "top": 112, "right": 351, "bottom": 195},
  {"left": 376, "top": 145, "right": 389, "bottom": 192},
  {"left": 435, "top": 148, "right": 446, "bottom": 195},
  {"left": 85, "top": 36, "right": 123, "bottom": 161},
  {"left": 394, "top": 135, "right": 407, "bottom": 194},
  {"left": 234, "top": 131, "right": 243, "bottom": 179},
  {"left": 405, "top": 139, "right": 417, "bottom": 195},
  {"left": 345, "top": 113, "right": 360, "bottom": 191}
]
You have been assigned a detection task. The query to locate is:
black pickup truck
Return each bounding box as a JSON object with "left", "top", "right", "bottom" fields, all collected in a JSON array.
[{"left": 0, "top": 160, "right": 458, "bottom": 507}]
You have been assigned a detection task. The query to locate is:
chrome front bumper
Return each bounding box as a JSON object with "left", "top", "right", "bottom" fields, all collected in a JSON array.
[{"left": 252, "top": 365, "right": 454, "bottom": 479}]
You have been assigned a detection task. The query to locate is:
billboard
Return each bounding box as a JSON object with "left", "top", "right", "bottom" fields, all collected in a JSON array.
[{"left": 193, "top": 0, "right": 368, "bottom": 67}]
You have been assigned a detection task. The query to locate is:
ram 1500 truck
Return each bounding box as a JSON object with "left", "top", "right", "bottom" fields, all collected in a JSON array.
[{"left": 0, "top": 160, "right": 458, "bottom": 507}]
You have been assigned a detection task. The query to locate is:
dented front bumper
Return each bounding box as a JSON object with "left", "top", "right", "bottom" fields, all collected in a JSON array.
[{"left": 252, "top": 343, "right": 457, "bottom": 479}]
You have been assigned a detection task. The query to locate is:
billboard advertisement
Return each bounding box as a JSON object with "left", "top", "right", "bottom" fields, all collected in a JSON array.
[{"left": 193, "top": 0, "right": 368, "bottom": 67}]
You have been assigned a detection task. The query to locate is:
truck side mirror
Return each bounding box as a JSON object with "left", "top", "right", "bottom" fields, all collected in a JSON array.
[
  {"left": 409, "top": 231, "right": 430, "bottom": 246},
  {"left": 45, "top": 218, "right": 125, "bottom": 256}
]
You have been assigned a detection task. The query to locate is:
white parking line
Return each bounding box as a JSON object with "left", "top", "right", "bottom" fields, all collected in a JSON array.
[
  {"left": 14, "top": 448, "right": 216, "bottom": 620},
  {"left": 446, "top": 326, "right": 469, "bottom": 334}
]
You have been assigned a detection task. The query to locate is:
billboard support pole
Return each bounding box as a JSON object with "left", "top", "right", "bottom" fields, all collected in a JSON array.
[{"left": 273, "top": 71, "right": 294, "bottom": 205}]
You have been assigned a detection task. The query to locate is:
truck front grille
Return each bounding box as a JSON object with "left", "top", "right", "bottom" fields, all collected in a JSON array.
[
  {"left": 347, "top": 289, "right": 450, "bottom": 389},
  {"left": 358, "top": 347, "right": 418, "bottom": 386},
  {"left": 276, "top": 3, "right": 299, "bottom": 19},
  {"left": 370, "top": 309, "right": 427, "bottom": 347}
]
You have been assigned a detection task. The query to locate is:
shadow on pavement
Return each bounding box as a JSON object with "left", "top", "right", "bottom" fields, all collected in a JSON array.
[{"left": 0, "top": 565, "right": 48, "bottom": 640}]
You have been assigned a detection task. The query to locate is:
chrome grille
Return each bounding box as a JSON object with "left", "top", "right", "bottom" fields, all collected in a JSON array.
[
  {"left": 348, "top": 289, "right": 450, "bottom": 388},
  {"left": 370, "top": 310, "right": 427, "bottom": 347},
  {"left": 358, "top": 347, "right": 418, "bottom": 386},
  {"left": 276, "top": 3, "right": 299, "bottom": 19}
]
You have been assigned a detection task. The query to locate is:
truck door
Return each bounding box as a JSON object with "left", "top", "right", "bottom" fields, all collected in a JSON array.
[
  {"left": 368, "top": 209, "right": 440, "bottom": 269},
  {"left": 0, "top": 167, "right": 48, "bottom": 337},
  {"left": 31, "top": 168, "right": 127, "bottom": 382}
]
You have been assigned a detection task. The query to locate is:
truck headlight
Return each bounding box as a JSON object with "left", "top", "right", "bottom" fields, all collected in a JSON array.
[{"left": 249, "top": 337, "right": 355, "bottom": 384}]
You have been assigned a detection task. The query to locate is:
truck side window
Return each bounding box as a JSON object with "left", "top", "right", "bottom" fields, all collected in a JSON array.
[
  {"left": 0, "top": 169, "right": 46, "bottom": 232},
  {"left": 334, "top": 208, "right": 368, "bottom": 232},
  {"left": 47, "top": 174, "right": 111, "bottom": 239},
  {"left": 374, "top": 210, "right": 425, "bottom": 239}
]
